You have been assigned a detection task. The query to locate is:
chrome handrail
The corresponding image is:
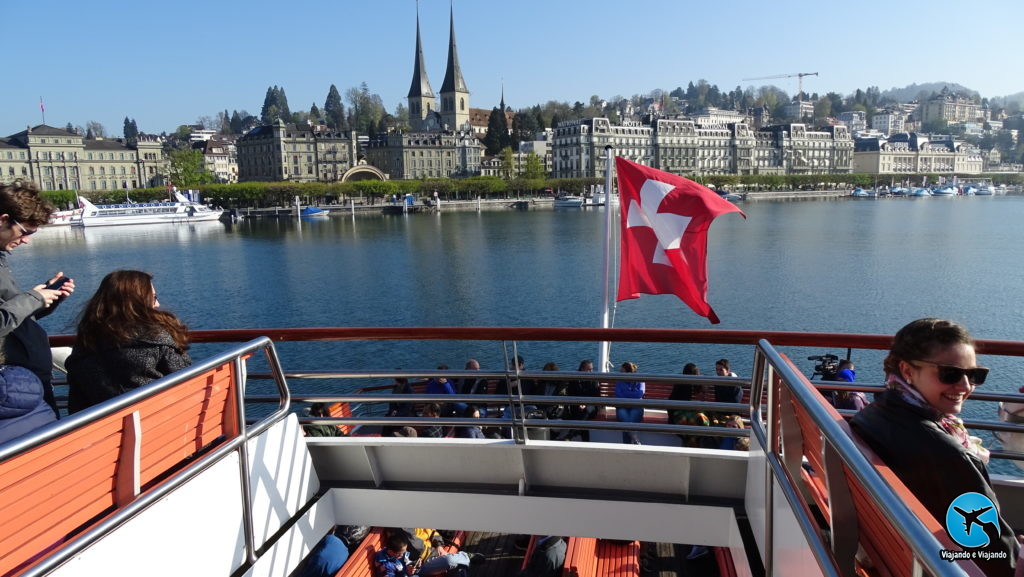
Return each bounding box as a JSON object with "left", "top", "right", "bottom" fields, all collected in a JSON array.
[
  {"left": 13, "top": 338, "right": 290, "bottom": 577},
  {"left": 753, "top": 339, "right": 972, "bottom": 577}
]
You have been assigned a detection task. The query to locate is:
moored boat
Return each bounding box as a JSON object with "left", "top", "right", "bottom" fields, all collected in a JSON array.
[
  {"left": 76, "top": 192, "right": 223, "bottom": 227},
  {"left": 553, "top": 194, "right": 585, "bottom": 208},
  {"left": 299, "top": 206, "right": 330, "bottom": 218},
  {"left": 46, "top": 208, "right": 82, "bottom": 226},
  {"left": 3, "top": 327, "right": 1020, "bottom": 577}
]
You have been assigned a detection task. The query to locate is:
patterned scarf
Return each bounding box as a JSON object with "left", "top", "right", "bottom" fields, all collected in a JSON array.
[{"left": 886, "top": 374, "right": 990, "bottom": 463}]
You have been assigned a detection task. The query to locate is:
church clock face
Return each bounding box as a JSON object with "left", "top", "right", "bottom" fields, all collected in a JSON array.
[{"left": 424, "top": 113, "right": 441, "bottom": 131}]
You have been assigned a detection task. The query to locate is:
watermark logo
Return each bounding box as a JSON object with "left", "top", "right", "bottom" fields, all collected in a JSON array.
[{"left": 945, "top": 492, "right": 998, "bottom": 549}]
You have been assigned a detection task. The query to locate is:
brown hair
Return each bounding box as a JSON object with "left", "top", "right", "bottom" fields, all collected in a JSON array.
[
  {"left": 883, "top": 318, "right": 974, "bottom": 376},
  {"left": 75, "top": 270, "right": 189, "bottom": 352},
  {"left": 0, "top": 180, "right": 55, "bottom": 227},
  {"left": 621, "top": 361, "right": 638, "bottom": 373}
]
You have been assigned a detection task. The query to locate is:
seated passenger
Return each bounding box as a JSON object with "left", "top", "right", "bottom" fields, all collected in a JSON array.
[
  {"left": 427, "top": 365, "right": 465, "bottom": 417},
  {"left": 669, "top": 363, "right": 712, "bottom": 448},
  {"left": 300, "top": 526, "right": 351, "bottom": 577},
  {"left": 67, "top": 270, "right": 191, "bottom": 414},
  {"left": 0, "top": 362, "right": 57, "bottom": 444},
  {"left": 564, "top": 360, "right": 601, "bottom": 442},
  {"left": 540, "top": 362, "right": 569, "bottom": 420},
  {"left": 518, "top": 536, "right": 565, "bottom": 577},
  {"left": 455, "top": 405, "right": 486, "bottom": 438},
  {"left": 615, "top": 361, "right": 645, "bottom": 445},
  {"left": 418, "top": 403, "right": 445, "bottom": 438},
  {"left": 375, "top": 533, "right": 484, "bottom": 577},
  {"left": 832, "top": 360, "right": 867, "bottom": 411},
  {"left": 303, "top": 402, "right": 346, "bottom": 437},
  {"left": 851, "top": 318, "right": 1019, "bottom": 576}
]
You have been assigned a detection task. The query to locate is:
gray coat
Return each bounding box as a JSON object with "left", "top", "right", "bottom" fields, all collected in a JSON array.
[
  {"left": 0, "top": 252, "right": 57, "bottom": 415},
  {"left": 66, "top": 329, "right": 191, "bottom": 414}
]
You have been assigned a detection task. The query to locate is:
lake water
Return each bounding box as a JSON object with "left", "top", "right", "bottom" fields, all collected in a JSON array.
[{"left": 15, "top": 195, "right": 1024, "bottom": 400}]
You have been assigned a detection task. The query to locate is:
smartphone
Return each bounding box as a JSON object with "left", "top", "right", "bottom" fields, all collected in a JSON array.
[{"left": 45, "top": 276, "right": 70, "bottom": 291}]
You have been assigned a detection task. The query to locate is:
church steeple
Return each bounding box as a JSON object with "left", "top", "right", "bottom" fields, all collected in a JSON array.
[
  {"left": 407, "top": 4, "right": 436, "bottom": 132},
  {"left": 439, "top": 3, "right": 470, "bottom": 131}
]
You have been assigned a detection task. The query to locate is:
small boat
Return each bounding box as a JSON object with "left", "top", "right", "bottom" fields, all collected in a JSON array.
[
  {"left": 47, "top": 208, "right": 82, "bottom": 226},
  {"left": 553, "top": 194, "right": 584, "bottom": 208},
  {"left": 930, "top": 186, "right": 957, "bottom": 196},
  {"left": 299, "top": 206, "right": 330, "bottom": 218},
  {"left": 76, "top": 192, "right": 223, "bottom": 227},
  {"left": 976, "top": 186, "right": 995, "bottom": 196},
  {"left": 908, "top": 188, "right": 932, "bottom": 197},
  {"left": 890, "top": 186, "right": 908, "bottom": 196},
  {"left": 849, "top": 188, "right": 873, "bottom": 198},
  {"left": 718, "top": 192, "right": 743, "bottom": 202}
]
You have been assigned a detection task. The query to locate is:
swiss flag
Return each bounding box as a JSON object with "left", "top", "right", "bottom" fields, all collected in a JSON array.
[{"left": 615, "top": 157, "right": 745, "bottom": 324}]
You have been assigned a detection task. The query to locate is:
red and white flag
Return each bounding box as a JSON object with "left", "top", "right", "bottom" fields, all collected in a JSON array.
[
  {"left": 39, "top": 97, "right": 44, "bottom": 112},
  {"left": 615, "top": 157, "right": 745, "bottom": 324}
]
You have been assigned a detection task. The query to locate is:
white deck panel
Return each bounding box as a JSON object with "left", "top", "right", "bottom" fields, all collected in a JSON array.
[
  {"left": 306, "top": 437, "right": 748, "bottom": 500},
  {"left": 48, "top": 452, "right": 247, "bottom": 577}
]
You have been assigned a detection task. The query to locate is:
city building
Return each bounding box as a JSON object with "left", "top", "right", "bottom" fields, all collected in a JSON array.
[
  {"left": 0, "top": 125, "right": 166, "bottom": 192},
  {"left": 236, "top": 120, "right": 358, "bottom": 183},
  {"left": 783, "top": 100, "right": 815, "bottom": 121},
  {"left": 917, "top": 90, "right": 983, "bottom": 125},
  {"left": 551, "top": 117, "right": 852, "bottom": 178},
  {"left": 871, "top": 110, "right": 905, "bottom": 135},
  {"left": 852, "top": 133, "right": 983, "bottom": 175},
  {"left": 195, "top": 138, "right": 238, "bottom": 184},
  {"left": 362, "top": 5, "right": 483, "bottom": 179},
  {"left": 689, "top": 107, "right": 750, "bottom": 127},
  {"left": 837, "top": 111, "right": 867, "bottom": 132},
  {"left": 517, "top": 129, "right": 553, "bottom": 175}
]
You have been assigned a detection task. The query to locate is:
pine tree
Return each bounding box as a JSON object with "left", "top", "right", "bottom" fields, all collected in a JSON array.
[
  {"left": 64, "top": 122, "right": 75, "bottom": 133},
  {"left": 230, "top": 110, "right": 243, "bottom": 134},
  {"left": 275, "top": 86, "right": 291, "bottom": 120},
  {"left": 221, "top": 109, "right": 231, "bottom": 134},
  {"left": 260, "top": 86, "right": 277, "bottom": 123},
  {"left": 324, "top": 85, "right": 345, "bottom": 132},
  {"left": 482, "top": 108, "right": 509, "bottom": 156}
]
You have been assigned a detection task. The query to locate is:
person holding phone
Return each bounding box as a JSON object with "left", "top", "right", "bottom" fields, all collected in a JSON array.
[
  {"left": 0, "top": 180, "right": 73, "bottom": 431},
  {"left": 67, "top": 270, "right": 190, "bottom": 413}
]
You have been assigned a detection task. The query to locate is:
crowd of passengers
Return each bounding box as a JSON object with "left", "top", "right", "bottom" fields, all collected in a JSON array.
[{"left": 303, "top": 354, "right": 752, "bottom": 450}]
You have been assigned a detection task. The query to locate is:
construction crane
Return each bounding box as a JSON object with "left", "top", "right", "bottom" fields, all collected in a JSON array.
[{"left": 741, "top": 72, "right": 819, "bottom": 103}]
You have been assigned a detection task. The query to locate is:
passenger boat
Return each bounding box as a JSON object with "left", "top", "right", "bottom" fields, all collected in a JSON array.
[
  {"left": 3, "top": 327, "right": 1021, "bottom": 577},
  {"left": 75, "top": 192, "right": 223, "bottom": 227}
]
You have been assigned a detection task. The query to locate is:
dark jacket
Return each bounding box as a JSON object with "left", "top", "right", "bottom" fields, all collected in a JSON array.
[
  {"left": 0, "top": 364, "right": 57, "bottom": 444},
  {"left": 66, "top": 329, "right": 191, "bottom": 414},
  {"left": 851, "top": 389, "right": 1018, "bottom": 577},
  {"left": 0, "top": 253, "right": 57, "bottom": 415}
]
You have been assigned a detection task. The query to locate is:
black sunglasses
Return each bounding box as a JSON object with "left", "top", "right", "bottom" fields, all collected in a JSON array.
[{"left": 910, "top": 360, "right": 989, "bottom": 386}]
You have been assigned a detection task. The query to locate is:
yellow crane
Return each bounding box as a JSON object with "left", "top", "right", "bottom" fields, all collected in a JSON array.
[{"left": 741, "top": 72, "right": 819, "bottom": 102}]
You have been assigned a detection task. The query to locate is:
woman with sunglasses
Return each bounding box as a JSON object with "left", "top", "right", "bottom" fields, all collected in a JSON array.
[
  {"left": 852, "top": 318, "right": 1019, "bottom": 576},
  {"left": 67, "top": 270, "right": 191, "bottom": 413}
]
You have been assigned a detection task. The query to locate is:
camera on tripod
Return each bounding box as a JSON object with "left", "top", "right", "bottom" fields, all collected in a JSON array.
[{"left": 807, "top": 354, "right": 840, "bottom": 380}]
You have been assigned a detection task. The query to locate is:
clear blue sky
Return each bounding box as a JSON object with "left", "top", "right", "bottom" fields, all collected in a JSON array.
[{"left": 3, "top": 0, "right": 1022, "bottom": 137}]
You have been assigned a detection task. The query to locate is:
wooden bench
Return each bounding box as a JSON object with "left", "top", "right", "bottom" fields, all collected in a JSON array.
[
  {"left": 0, "top": 360, "right": 240, "bottom": 577},
  {"left": 335, "top": 528, "right": 383, "bottom": 577},
  {"left": 562, "top": 536, "right": 598, "bottom": 577},
  {"left": 594, "top": 540, "right": 640, "bottom": 577},
  {"left": 781, "top": 362, "right": 986, "bottom": 577},
  {"left": 335, "top": 529, "right": 466, "bottom": 577}
]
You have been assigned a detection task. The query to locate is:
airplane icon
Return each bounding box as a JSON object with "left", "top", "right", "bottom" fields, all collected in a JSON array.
[{"left": 953, "top": 506, "right": 993, "bottom": 535}]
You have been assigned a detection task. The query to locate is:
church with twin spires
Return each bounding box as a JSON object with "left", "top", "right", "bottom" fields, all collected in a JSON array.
[{"left": 363, "top": 6, "right": 483, "bottom": 179}]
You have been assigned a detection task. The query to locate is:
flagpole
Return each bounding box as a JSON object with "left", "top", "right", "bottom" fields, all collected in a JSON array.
[{"left": 598, "top": 145, "right": 614, "bottom": 373}]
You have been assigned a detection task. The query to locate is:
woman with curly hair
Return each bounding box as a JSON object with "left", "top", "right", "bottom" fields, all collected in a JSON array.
[{"left": 67, "top": 270, "right": 191, "bottom": 413}]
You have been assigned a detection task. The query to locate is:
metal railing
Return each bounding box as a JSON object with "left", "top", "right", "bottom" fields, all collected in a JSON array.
[
  {"left": 6, "top": 338, "right": 290, "bottom": 577},
  {"left": 750, "top": 339, "right": 976, "bottom": 577}
]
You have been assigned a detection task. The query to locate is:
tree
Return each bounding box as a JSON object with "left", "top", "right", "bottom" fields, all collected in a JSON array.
[
  {"left": 260, "top": 85, "right": 291, "bottom": 124},
  {"left": 523, "top": 153, "right": 545, "bottom": 179},
  {"left": 168, "top": 149, "right": 214, "bottom": 188},
  {"left": 500, "top": 147, "right": 515, "bottom": 180},
  {"left": 64, "top": 122, "right": 75, "bottom": 133},
  {"left": 393, "top": 103, "right": 409, "bottom": 132},
  {"left": 324, "top": 84, "right": 346, "bottom": 132},
  {"left": 345, "top": 82, "right": 385, "bottom": 135},
  {"left": 482, "top": 107, "right": 509, "bottom": 156},
  {"left": 220, "top": 109, "right": 231, "bottom": 134},
  {"left": 229, "top": 110, "right": 244, "bottom": 134},
  {"left": 85, "top": 121, "right": 106, "bottom": 139},
  {"left": 123, "top": 117, "right": 139, "bottom": 140},
  {"left": 512, "top": 110, "right": 539, "bottom": 150}
]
